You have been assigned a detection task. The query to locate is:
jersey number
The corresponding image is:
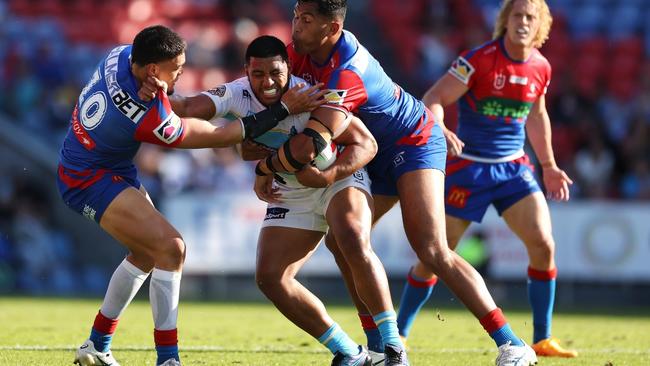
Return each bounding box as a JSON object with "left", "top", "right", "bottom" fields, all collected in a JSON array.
[{"left": 80, "top": 91, "right": 108, "bottom": 130}]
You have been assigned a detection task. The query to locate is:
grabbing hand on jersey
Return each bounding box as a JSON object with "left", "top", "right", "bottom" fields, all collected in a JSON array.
[
  {"left": 254, "top": 174, "right": 281, "bottom": 203},
  {"left": 240, "top": 139, "right": 275, "bottom": 161},
  {"left": 138, "top": 76, "right": 168, "bottom": 101},
  {"left": 542, "top": 165, "right": 573, "bottom": 202},
  {"left": 280, "top": 82, "right": 328, "bottom": 114}
]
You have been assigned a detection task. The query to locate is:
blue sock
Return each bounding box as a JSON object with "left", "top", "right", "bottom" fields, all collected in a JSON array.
[
  {"left": 156, "top": 345, "right": 179, "bottom": 365},
  {"left": 491, "top": 324, "right": 524, "bottom": 347},
  {"left": 528, "top": 267, "right": 557, "bottom": 343},
  {"left": 373, "top": 310, "right": 402, "bottom": 349},
  {"left": 396, "top": 270, "right": 436, "bottom": 338},
  {"left": 318, "top": 323, "right": 360, "bottom": 356},
  {"left": 89, "top": 328, "right": 113, "bottom": 353},
  {"left": 359, "top": 313, "right": 383, "bottom": 353}
]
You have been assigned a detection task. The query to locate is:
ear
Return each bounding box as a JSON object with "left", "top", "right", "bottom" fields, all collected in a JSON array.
[
  {"left": 146, "top": 63, "right": 159, "bottom": 77},
  {"left": 328, "top": 21, "right": 341, "bottom": 37}
]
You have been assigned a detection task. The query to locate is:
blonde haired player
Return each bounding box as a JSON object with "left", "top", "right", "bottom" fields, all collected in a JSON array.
[{"left": 396, "top": 0, "right": 577, "bottom": 359}]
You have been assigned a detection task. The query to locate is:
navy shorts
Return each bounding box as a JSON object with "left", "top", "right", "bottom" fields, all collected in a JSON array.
[
  {"left": 367, "top": 109, "right": 447, "bottom": 196},
  {"left": 56, "top": 164, "right": 141, "bottom": 223},
  {"left": 444, "top": 155, "right": 541, "bottom": 222}
]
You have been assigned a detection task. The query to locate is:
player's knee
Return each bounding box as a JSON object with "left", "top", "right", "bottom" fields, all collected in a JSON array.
[
  {"left": 418, "top": 247, "right": 454, "bottom": 274},
  {"left": 255, "top": 270, "right": 285, "bottom": 297},
  {"left": 155, "top": 237, "right": 186, "bottom": 265},
  {"left": 333, "top": 226, "right": 372, "bottom": 261}
]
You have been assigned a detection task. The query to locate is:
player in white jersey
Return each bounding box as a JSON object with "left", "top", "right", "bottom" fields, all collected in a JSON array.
[{"left": 140, "top": 35, "right": 388, "bottom": 366}]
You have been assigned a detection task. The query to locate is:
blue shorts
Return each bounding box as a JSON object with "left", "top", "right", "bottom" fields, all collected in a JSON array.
[
  {"left": 367, "top": 109, "right": 447, "bottom": 196},
  {"left": 56, "top": 164, "right": 141, "bottom": 223},
  {"left": 444, "top": 155, "right": 541, "bottom": 222}
]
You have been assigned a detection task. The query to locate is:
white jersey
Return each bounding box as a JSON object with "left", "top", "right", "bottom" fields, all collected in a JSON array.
[{"left": 202, "top": 76, "right": 312, "bottom": 188}]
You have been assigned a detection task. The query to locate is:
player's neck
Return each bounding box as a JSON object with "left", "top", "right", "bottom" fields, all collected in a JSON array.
[
  {"left": 310, "top": 32, "right": 342, "bottom": 65},
  {"left": 503, "top": 38, "right": 533, "bottom": 62}
]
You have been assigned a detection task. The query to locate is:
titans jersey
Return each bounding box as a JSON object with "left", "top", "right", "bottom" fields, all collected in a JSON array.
[
  {"left": 449, "top": 37, "right": 551, "bottom": 160},
  {"left": 202, "top": 75, "right": 320, "bottom": 188},
  {"left": 288, "top": 30, "right": 431, "bottom": 151},
  {"left": 59, "top": 45, "right": 185, "bottom": 175}
]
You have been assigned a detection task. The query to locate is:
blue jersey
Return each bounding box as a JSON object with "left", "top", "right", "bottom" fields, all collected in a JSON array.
[
  {"left": 448, "top": 38, "right": 551, "bottom": 160},
  {"left": 59, "top": 45, "right": 185, "bottom": 176},
  {"left": 288, "top": 30, "right": 434, "bottom": 151}
]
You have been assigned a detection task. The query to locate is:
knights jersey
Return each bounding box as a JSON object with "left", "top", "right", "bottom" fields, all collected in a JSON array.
[
  {"left": 202, "top": 75, "right": 323, "bottom": 188},
  {"left": 59, "top": 45, "right": 185, "bottom": 175},
  {"left": 288, "top": 30, "right": 430, "bottom": 150},
  {"left": 448, "top": 37, "right": 551, "bottom": 160}
]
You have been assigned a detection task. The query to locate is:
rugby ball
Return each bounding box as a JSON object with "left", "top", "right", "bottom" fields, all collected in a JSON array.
[{"left": 311, "top": 142, "right": 338, "bottom": 170}]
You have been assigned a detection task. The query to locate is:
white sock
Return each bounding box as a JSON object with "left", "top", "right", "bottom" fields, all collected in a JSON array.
[
  {"left": 100, "top": 259, "right": 150, "bottom": 319},
  {"left": 150, "top": 268, "right": 182, "bottom": 330}
]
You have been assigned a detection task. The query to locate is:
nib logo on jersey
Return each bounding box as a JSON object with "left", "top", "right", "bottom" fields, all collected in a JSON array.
[
  {"left": 477, "top": 97, "right": 533, "bottom": 122},
  {"left": 154, "top": 115, "right": 184, "bottom": 144},
  {"left": 265, "top": 207, "right": 290, "bottom": 220}
]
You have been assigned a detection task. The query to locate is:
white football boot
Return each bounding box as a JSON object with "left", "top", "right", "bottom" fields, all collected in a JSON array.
[
  {"left": 495, "top": 341, "right": 538, "bottom": 366},
  {"left": 73, "top": 339, "right": 120, "bottom": 366},
  {"left": 368, "top": 350, "right": 385, "bottom": 366}
]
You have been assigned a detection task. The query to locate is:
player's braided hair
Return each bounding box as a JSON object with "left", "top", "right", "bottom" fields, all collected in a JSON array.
[
  {"left": 298, "top": 0, "right": 347, "bottom": 21},
  {"left": 131, "top": 25, "right": 186, "bottom": 66}
]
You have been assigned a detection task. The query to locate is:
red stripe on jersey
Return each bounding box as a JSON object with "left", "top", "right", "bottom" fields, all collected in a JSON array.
[
  {"left": 58, "top": 165, "right": 106, "bottom": 189},
  {"left": 396, "top": 109, "right": 435, "bottom": 146},
  {"left": 511, "top": 154, "right": 535, "bottom": 171},
  {"left": 331, "top": 69, "right": 368, "bottom": 114},
  {"left": 445, "top": 157, "right": 473, "bottom": 176},
  {"left": 134, "top": 91, "right": 186, "bottom": 147},
  {"left": 70, "top": 105, "right": 96, "bottom": 150}
]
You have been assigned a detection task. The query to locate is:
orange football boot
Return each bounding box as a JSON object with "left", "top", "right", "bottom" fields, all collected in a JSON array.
[{"left": 531, "top": 337, "right": 578, "bottom": 358}]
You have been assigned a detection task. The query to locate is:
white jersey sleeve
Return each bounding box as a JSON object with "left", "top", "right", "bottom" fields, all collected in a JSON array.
[{"left": 201, "top": 77, "right": 251, "bottom": 119}]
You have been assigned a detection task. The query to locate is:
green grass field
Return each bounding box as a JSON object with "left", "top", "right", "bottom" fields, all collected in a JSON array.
[{"left": 0, "top": 297, "right": 648, "bottom": 365}]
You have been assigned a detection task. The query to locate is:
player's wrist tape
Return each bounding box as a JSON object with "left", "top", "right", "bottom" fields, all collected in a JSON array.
[
  {"left": 279, "top": 139, "right": 307, "bottom": 172},
  {"left": 241, "top": 102, "right": 290, "bottom": 139},
  {"left": 254, "top": 162, "right": 267, "bottom": 176}
]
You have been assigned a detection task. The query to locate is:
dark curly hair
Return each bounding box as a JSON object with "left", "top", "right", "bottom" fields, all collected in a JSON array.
[{"left": 297, "top": 0, "right": 347, "bottom": 21}]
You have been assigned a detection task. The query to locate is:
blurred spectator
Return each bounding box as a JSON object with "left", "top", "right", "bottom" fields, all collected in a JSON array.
[{"left": 573, "top": 129, "right": 615, "bottom": 199}]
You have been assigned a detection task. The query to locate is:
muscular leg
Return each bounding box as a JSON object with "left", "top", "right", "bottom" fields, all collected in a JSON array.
[
  {"left": 397, "top": 169, "right": 496, "bottom": 317},
  {"left": 397, "top": 215, "right": 473, "bottom": 339},
  {"left": 502, "top": 193, "right": 557, "bottom": 344},
  {"left": 256, "top": 226, "right": 330, "bottom": 337},
  {"left": 100, "top": 187, "right": 186, "bottom": 364},
  {"left": 256, "top": 226, "right": 362, "bottom": 357}
]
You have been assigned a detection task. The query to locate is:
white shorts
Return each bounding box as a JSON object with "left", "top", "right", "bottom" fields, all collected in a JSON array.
[{"left": 261, "top": 169, "right": 371, "bottom": 233}]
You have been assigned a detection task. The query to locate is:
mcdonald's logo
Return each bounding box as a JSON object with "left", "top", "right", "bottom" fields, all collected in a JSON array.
[{"left": 447, "top": 186, "right": 470, "bottom": 208}]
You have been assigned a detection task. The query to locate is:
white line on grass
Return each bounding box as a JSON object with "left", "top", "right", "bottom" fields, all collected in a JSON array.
[{"left": 1, "top": 345, "right": 649, "bottom": 355}]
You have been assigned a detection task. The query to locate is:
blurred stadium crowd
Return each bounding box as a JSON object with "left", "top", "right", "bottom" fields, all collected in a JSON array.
[{"left": 1, "top": 0, "right": 649, "bottom": 294}]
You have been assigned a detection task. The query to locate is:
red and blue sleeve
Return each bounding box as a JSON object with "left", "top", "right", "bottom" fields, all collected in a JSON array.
[
  {"left": 322, "top": 69, "right": 368, "bottom": 114},
  {"left": 134, "top": 90, "right": 186, "bottom": 147}
]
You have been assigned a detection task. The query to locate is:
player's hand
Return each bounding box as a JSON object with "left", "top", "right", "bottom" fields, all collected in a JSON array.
[
  {"left": 254, "top": 174, "right": 281, "bottom": 203},
  {"left": 241, "top": 139, "right": 274, "bottom": 161},
  {"left": 281, "top": 82, "right": 327, "bottom": 114},
  {"left": 542, "top": 166, "right": 573, "bottom": 201},
  {"left": 295, "top": 164, "right": 333, "bottom": 188},
  {"left": 443, "top": 127, "right": 464, "bottom": 156},
  {"left": 138, "top": 76, "right": 167, "bottom": 102}
]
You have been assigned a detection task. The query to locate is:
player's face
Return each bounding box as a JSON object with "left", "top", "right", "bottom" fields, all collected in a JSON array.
[
  {"left": 291, "top": 2, "right": 331, "bottom": 55},
  {"left": 506, "top": 0, "right": 541, "bottom": 49},
  {"left": 156, "top": 53, "right": 186, "bottom": 95},
  {"left": 245, "top": 56, "right": 290, "bottom": 106}
]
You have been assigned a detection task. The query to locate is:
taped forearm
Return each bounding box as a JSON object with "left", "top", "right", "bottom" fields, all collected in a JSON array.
[{"left": 240, "top": 102, "right": 289, "bottom": 139}]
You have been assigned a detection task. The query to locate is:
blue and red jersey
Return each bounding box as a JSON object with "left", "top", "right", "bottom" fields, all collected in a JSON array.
[
  {"left": 448, "top": 37, "right": 551, "bottom": 160},
  {"left": 287, "top": 30, "right": 432, "bottom": 151},
  {"left": 59, "top": 45, "right": 185, "bottom": 177}
]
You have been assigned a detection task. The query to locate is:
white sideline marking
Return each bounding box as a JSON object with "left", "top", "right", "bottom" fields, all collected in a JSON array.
[{"left": 0, "top": 345, "right": 649, "bottom": 355}]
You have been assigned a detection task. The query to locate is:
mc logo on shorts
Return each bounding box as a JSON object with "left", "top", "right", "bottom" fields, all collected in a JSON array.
[
  {"left": 265, "top": 207, "right": 290, "bottom": 220},
  {"left": 447, "top": 186, "right": 470, "bottom": 209}
]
